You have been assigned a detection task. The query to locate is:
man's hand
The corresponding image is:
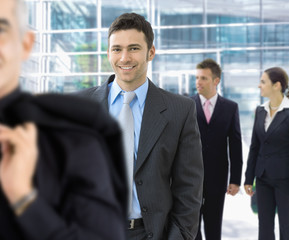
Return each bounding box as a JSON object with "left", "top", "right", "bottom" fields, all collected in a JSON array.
[
  {"left": 226, "top": 184, "right": 239, "bottom": 196},
  {"left": 244, "top": 184, "right": 254, "bottom": 197},
  {"left": 0, "top": 122, "right": 38, "bottom": 204}
]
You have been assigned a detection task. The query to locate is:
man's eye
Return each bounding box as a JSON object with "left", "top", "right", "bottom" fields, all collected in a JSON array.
[
  {"left": 0, "top": 27, "right": 6, "bottom": 33},
  {"left": 130, "top": 47, "right": 139, "bottom": 51},
  {"left": 112, "top": 48, "right": 120, "bottom": 52}
]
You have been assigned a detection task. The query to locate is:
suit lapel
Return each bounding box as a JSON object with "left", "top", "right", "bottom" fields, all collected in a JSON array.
[
  {"left": 195, "top": 95, "right": 207, "bottom": 124},
  {"left": 135, "top": 81, "right": 168, "bottom": 174},
  {"left": 92, "top": 75, "right": 115, "bottom": 112},
  {"left": 256, "top": 107, "right": 267, "bottom": 137},
  {"left": 209, "top": 95, "right": 222, "bottom": 124},
  {"left": 265, "top": 110, "right": 288, "bottom": 138}
]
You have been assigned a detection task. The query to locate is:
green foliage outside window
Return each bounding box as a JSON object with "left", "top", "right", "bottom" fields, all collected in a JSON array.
[{"left": 73, "top": 43, "right": 112, "bottom": 90}]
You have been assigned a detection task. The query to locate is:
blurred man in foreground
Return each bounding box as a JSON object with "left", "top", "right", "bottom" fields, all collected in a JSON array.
[{"left": 0, "top": 0, "right": 127, "bottom": 239}]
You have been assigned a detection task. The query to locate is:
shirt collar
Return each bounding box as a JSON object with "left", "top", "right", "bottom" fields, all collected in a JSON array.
[
  {"left": 261, "top": 95, "right": 289, "bottom": 113},
  {"left": 109, "top": 80, "right": 123, "bottom": 105},
  {"left": 199, "top": 93, "right": 218, "bottom": 107},
  {"left": 109, "top": 79, "right": 148, "bottom": 108}
]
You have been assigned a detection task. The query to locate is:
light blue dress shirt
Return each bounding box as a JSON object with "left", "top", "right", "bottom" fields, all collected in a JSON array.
[{"left": 108, "top": 79, "right": 148, "bottom": 219}]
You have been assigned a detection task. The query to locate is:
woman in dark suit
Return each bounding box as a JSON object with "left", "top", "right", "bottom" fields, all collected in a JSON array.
[{"left": 244, "top": 67, "right": 289, "bottom": 240}]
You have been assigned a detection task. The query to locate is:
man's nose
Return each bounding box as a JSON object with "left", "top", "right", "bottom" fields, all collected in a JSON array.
[{"left": 120, "top": 50, "right": 131, "bottom": 62}]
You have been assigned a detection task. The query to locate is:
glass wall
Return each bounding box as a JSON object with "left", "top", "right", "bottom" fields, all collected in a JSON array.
[{"left": 23, "top": 0, "right": 289, "bottom": 144}]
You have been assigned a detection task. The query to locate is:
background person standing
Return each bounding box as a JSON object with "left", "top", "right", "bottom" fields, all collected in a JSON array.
[
  {"left": 192, "top": 58, "right": 243, "bottom": 240},
  {"left": 244, "top": 67, "right": 289, "bottom": 240}
]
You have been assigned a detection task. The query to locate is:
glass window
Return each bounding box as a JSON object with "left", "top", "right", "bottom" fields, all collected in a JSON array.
[
  {"left": 222, "top": 50, "right": 261, "bottom": 70},
  {"left": 44, "top": 32, "right": 98, "bottom": 53},
  {"left": 262, "top": 24, "right": 289, "bottom": 47},
  {"left": 49, "top": 1, "right": 97, "bottom": 30},
  {"left": 207, "top": 0, "right": 260, "bottom": 24},
  {"left": 102, "top": 0, "right": 147, "bottom": 28},
  {"left": 222, "top": 71, "right": 261, "bottom": 140},
  {"left": 262, "top": 50, "right": 289, "bottom": 70},
  {"left": 263, "top": 0, "right": 289, "bottom": 22},
  {"left": 22, "top": 0, "right": 289, "bottom": 147},
  {"left": 154, "top": 1, "right": 203, "bottom": 26},
  {"left": 26, "top": 1, "right": 39, "bottom": 30},
  {"left": 207, "top": 25, "right": 260, "bottom": 48},
  {"left": 156, "top": 28, "right": 204, "bottom": 49},
  {"left": 153, "top": 54, "right": 204, "bottom": 72},
  {"left": 41, "top": 75, "right": 98, "bottom": 93},
  {"left": 42, "top": 55, "right": 99, "bottom": 73},
  {"left": 20, "top": 76, "right": 39, "bottom": 93}
]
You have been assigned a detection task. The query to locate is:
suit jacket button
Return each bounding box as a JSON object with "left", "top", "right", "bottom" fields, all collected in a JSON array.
[
  {"left": 147, "top": 232, "right": 153, "bottom": 238},
  {"left": 137, "top": 180, "right": 143, "bottom": 185},
  {"left": 142, "top": 207, "right": 148, "bottom": 213}
]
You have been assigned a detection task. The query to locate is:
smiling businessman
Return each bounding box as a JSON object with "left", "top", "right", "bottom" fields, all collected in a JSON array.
[{"left": 77, "top": 13, "right": 204, "bottom": 240}]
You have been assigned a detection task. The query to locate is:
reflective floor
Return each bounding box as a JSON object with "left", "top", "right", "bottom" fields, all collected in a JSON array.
[
  {"left": 201, "top": 142, "right": 280, "bottom": 240},
  {"left": 222, "top": 191, "right": 280, "bottom": 240},
  {"left": 221, "top": 140, "right": 280, "bottom": 240}
]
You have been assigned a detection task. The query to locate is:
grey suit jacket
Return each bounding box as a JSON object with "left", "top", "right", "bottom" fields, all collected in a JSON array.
[{"left": 78, "top": 75, "right": 204, "bottom": 240}]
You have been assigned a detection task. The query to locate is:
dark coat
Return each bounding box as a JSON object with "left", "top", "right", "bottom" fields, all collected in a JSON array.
[
  {"left": 245, "top": 105, "right": 289, "bottom": 184},
  {"left": 0, "top": 89, "right": 127, "bottom": 240},
  {"left": 192, "top": 94, "right": 243, "bottom": 196}
]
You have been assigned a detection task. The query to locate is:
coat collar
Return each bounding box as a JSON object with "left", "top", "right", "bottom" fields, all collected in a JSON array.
[
  {"left": 256, "top": 105, "right": 289, "bottom": 139},
  {"left": 90, "top": 75, "right": 115, "bottom": 111}
]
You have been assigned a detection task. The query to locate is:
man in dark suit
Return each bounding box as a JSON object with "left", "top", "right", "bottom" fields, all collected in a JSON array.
[
  {"left": 0, "top": 0, "right": 127, "bottom": 239},
  {"left": 192, "top": 59, "right": 243, "bottom": 240},
  {"left": 78, "top": 13, "right": 204, "bottom": 240}
]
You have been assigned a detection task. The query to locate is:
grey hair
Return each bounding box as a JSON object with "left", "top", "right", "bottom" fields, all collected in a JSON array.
[{"left": 15, "top": 0, "right": 29, "bottom": 36}]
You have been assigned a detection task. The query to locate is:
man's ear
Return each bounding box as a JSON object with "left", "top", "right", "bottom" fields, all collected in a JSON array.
[
  {"left": 213, "top": 77, "right": 220, "bottom": 86},
  {"left": 21, "top": 31, "right": 35, "bottom": 60},
  {"left": 148, "top": 45, "right": 155, "bottom": 61}
]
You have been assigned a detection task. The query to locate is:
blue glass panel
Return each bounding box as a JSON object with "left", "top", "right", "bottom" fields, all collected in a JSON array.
[{"left": 50, "top": 1, "right": 97, "bottom": 30}]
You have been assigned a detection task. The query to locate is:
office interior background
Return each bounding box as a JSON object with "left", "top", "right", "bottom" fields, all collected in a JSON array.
[{"left": 23, "top": 0, "right": 289, "bottom": 145}]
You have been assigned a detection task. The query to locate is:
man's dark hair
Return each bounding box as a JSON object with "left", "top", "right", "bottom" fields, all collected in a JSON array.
[
  {"left": 265, "top": 67, "right": 289, "bottom": 93},
  {"left": 196, "top": 58, "right": 222, "bottom": 79},
  {"left": 108, "top": 13, "right": 154, "bottom": 50}
]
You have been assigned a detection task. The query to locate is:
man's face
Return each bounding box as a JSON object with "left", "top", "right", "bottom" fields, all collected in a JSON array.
[
  {"left": 107, "top": 29, "right": 155, "bottom": 91},
  {"left": 0, "top": 0, "right": 34, "bottom": 98},
  {"left": 195, "top": 68, "right": 219, "bottom": 99}
]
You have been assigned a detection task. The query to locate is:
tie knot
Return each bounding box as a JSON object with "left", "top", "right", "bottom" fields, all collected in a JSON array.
[
  {"left": 204, "top": 99, "right": 210, "bottom": 106},
  {"left": 122, "top": 91, "right": 136, "bottom": 104}
]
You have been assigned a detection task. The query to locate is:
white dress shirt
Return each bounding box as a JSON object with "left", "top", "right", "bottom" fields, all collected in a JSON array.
[
  {"left": 199, "top": 93, "right": 218, "bottom": 116},
  {"left": 261, "top": 96, "right": 289, "bottom": 132}
]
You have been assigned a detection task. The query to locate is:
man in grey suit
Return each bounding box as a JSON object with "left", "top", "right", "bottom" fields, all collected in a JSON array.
[{"left": 78, "top": 13, "right": 203, "bottom": 240}]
